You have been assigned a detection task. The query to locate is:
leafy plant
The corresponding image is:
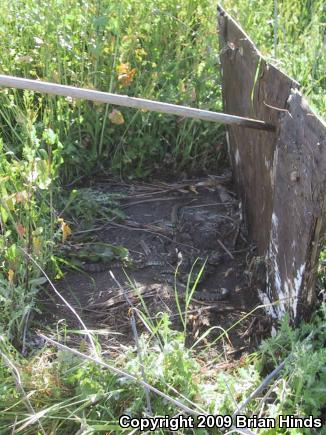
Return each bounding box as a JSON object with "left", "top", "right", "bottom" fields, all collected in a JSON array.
[
  {"left": 259, "top": 307, "right": 326, "bottom": 422},
  {"left": 0, "top": 124, "right": 64, "bottom": 342},
  {"left": 58, "top": 187, "right": 126, "bottom": 229},
  {"left": 0, "top": 0, "right": 225, "bottom": 181}
]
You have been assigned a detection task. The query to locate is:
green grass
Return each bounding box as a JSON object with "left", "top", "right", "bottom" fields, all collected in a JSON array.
[
  {"left": 0, "top": 0, "right": 224, "bottom": 180},
  {"left": 222, "top": 0, "right": 326, "bottom": 117},
  {"left": 0, "top": 306, "right": 325, "bottom": 434},
  {"left": 0, "top": 0, "right": 325, "bottom": 433}
]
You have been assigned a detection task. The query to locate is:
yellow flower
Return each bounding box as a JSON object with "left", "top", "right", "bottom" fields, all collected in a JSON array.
[{"left": 58, "top": 218, "right": 72, "bottom": 243}]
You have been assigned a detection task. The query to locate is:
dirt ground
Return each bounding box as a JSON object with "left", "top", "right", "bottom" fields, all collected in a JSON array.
[{"left": 40, "top": 171, "right": 269, "bottom": 358}]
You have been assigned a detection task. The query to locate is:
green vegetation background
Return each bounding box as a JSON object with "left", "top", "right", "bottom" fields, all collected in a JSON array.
[{"left": 0, "top": 1, "right": 325, "bottom": 434}]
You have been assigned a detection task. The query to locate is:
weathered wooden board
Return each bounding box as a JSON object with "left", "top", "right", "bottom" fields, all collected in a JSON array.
[
  {"left": 266, "top": 90, "right": 326, "bottom": 321},
  {"left": 218, "top": 6, "right": 326, "bottom": 322},
  {"left": 218, "top": 6, "right": 299, "bottom": 254}
]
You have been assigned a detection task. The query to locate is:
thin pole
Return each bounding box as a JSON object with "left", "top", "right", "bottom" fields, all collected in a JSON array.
[{"left": 0, "top": 74, "right": 275, "bottom": 131}]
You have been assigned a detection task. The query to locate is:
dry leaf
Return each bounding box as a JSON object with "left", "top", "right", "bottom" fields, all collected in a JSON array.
[
  {"left": 109, "top": 109, "right": 125, "bottom": 125},
  {"left": 34, "top": 37, "right": 44, "bottom": 46},
  {"left": 191, "top": 88, "right": 197, "bottom": 102},
  {"left": 8, "top": 269, "right": 14, "bottom": 283},
  {"left": 33, "top": 236, "right": 42, "bottom": 255},
  {"left": 179, "top": 81, "right": 186, "bottom": 93},
  {"left": 117, "top": 63, "right": 130, "bottom": 74},
  {"left": 51, "top": 71, "right": 60, "bottom": 83},
  {"left": 16, "top": 55, "right": 33, "bottom": 63},
  {"left": 62, "top": 222, "right": 72, "bottom": 242},
  {"left": 117, "top": 63, "right": 136, "bottom": 86},
  {"left": 118, "top": 70, "right": 136, "bottom": 86},
  {"left": 201, "top": 315, "right": 210, "bottom": 327},
  {"left": 16, "top": 223, "right": 26, "bottom": 238},
  {"left": 16, "top": 191, "right": 30, "bottom": 203}
]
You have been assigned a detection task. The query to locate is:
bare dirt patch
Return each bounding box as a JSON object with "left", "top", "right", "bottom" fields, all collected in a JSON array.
[{"left": 41, "top": 172, "right": 268, "bottom": 357}]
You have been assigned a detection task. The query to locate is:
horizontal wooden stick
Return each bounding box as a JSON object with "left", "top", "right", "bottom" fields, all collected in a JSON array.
[{"left": 0, "top": 74, "right": 275, "bottom": 131}]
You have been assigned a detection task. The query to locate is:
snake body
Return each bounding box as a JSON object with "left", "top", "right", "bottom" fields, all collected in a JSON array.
[
  {"left": 80, "top": 258, "right": 230, "bottom": 301},
  {"left": 168, "top": 283, "right": 230, "bottom": 301},
  {"left": 77, "top": 200, "right": 233, "bottom": 301},
  {"left": 80, "top": 258, "right": 166, "bottom": 273}
]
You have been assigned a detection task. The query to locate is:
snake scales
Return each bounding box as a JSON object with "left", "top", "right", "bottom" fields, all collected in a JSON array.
[
  {"left": 77, "top": 202, "right": 233, "bottom": 302},
  {"left": 80, "top": 258, "right": 230, "bottom": 301}
]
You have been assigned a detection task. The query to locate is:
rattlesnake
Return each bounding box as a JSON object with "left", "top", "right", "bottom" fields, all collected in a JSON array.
[
  {"left": 76, "top": 199, "right": 233, "bottom": 301},
  {"left": 80, "top": 259, "right": 230, "bottom": 301},
  {"left": 81, "top": 259, "right": 230, "bottom": 302},
  {"left": 166, "top": 282, "right": 230, "bottom": 301},
  {"left": 79, "top": 257, "right": 165, "bottom": 273}
]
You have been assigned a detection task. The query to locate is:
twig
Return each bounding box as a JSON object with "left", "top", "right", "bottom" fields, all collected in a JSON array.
[
  {"left": 256, "top": 378, "right": 282, "bottom": 418},
  {"left": 10, "top": 416, "right": 17, "bottom": 435},
  {"left": 163, "top": 383, "right": 207, "bottom": 415},
  {"left": 122, "top": 196, "right": 181, "bottom": 208},
  {"left": 140, "top": 239, "right": 151, "bottom": 256},
  {"left": 263, "top": 100, "right": 291, "bottom": 115},
  {"left": 73, "top": 220, "right": 115, "bottom": 235},
  {"left": 22, "top": 309, "right": 31, "bottom": 356},
  {"left": 217, "top": 239, "right": 235, "bottom": 260},
  {"left": 38, "top": 333, "right": 205, "bottom": 416},
  {"left": 240, "top": 317, "right": 257, "bottom": 339},
  {"left": 85, "top": 284, "right": 159, "bottom": 310},
  {"left": 232, "top": 224, "right": 241, "bottom": 248},
  {"left": 122, "top": 177, "right": 230, "bottom": 199},
  {"left": 185, "top": 202, "right": 234, "bottom": 208},
  {"left": 19, "top": 247, "right": 98, "bottom": 358},
  {"left": 107, "top": 221, "right": 198, "bottom": 251},
  {"left": 110, "top": 271, "right": 152, "bottom": 415}
]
